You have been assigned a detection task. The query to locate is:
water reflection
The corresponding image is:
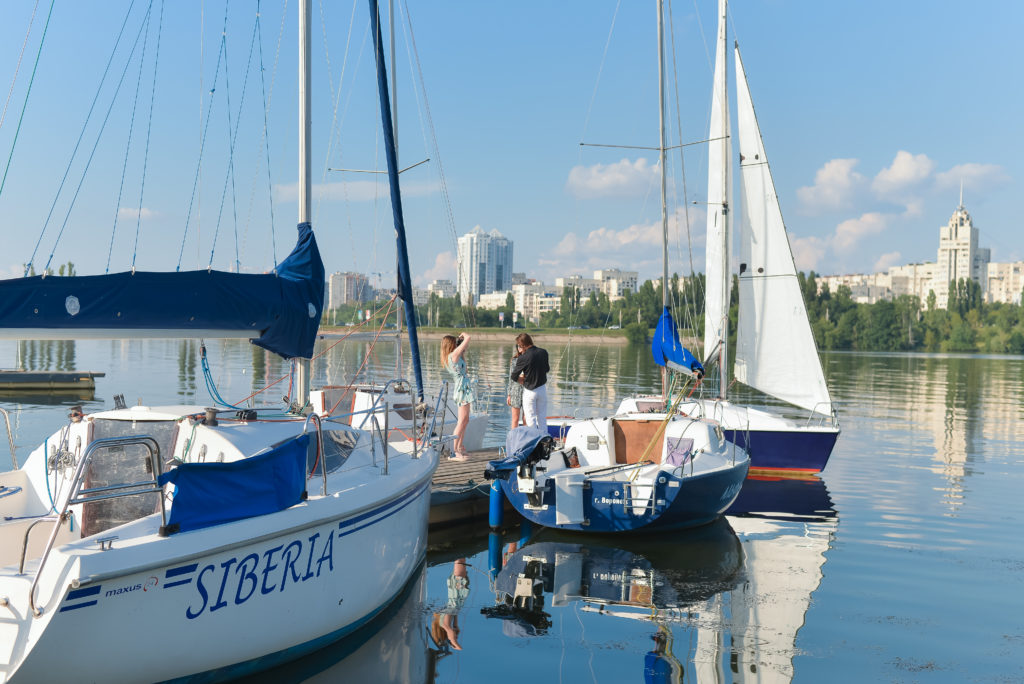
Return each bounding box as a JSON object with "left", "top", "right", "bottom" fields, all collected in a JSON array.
[
  {"left": 13, "top": 340, "right": 77, "bottom": 371},
  {"left": 240, "top": 563, "right": 430, "bottom": 684}
]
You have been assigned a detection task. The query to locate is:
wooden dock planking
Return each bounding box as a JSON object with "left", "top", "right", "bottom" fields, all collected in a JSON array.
[{"left": 428, "top": 447, "right": 503, "bottom": 529}]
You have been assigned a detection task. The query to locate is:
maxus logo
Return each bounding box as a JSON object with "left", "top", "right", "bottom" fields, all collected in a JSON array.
[{"left": 143, "top": 576, "right": 159, "bottom": 592}]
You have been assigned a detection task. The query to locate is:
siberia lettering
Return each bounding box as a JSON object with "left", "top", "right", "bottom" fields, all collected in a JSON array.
[{"left": 185, "top": 523, "right": 337, "bottom": 620}]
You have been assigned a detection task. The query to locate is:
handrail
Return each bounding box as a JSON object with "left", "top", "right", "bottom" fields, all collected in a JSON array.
[
  {"left": 0, "top": 407, "right": 16, "bottom": 469},
  {"left": 354, "top": 378, "right": 408, "bottom": 429},
  {"left": 371, "top": 412, "right": 389, "bottom": 475},
  {"left": 19, "top": 516, "right": 60, "bottom": 574},
  {"left": 28, "top": 435, "right": 164, "bottom": 618},
  {"left": 424, "top": 381, "right": 450, "bottom": 447},
  {"left": 302, "top": 413, "right": 327, "bottom": 496}
]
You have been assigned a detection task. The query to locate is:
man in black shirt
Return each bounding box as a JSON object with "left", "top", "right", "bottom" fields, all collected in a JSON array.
[{"left": 510, "top": 333, "right": 549, "bottom": 430}]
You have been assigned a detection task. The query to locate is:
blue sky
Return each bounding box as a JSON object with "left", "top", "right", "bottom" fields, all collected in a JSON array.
[{"left": 0, "top": 1, "right": 1020, "bottom": 290}]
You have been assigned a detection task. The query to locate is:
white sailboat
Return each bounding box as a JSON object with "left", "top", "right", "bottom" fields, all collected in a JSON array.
[
  {"left": 677, "top": 0, "right": 840, "bottom": 473},
  {"left": 0, "top": 2, "right": 441, "bottom": 681},
  {"left": 491, "top": 0, "right": 749, "bottom": 534}
]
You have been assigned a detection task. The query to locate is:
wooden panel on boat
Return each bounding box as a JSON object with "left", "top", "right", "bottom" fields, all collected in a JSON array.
[{"left": 612, "top": 420, "right": 662, "bottom": 464}]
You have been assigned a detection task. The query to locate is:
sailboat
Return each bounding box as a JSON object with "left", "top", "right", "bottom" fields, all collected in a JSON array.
[
  {"left": 487, "top": 0, "right": 749, "bottom": 533},
  {"left": 0, "top": 1, "right": 441, "bottom": 681},
  {"left": 621, "top": 0, "right": 840, "bottom": 473}
]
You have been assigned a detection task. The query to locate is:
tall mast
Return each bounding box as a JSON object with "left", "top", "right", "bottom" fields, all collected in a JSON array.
[
  {"left": 293, "top": 0, "right": 313, "bottom": 411},
  {"left": 390, "top": 0, "right": 403, "bottom": 336},
  {"left": 657, "top": 0, "right": 669, "bottom": 403},
  {"left": 702, "top": 0, "right": 730, "bottom": 400}
]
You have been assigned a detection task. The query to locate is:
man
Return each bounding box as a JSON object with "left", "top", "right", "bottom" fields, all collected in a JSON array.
[{"left": 510, "top": 333, "right": 549, "bottom": 431}]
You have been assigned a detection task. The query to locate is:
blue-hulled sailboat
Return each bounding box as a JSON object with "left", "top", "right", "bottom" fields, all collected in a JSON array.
[
  {"left": 0, "top": 2, "right": 441, "bottom": 682},
  {"left": 486, "top": 0, "right": 748, "bottom": 533}
]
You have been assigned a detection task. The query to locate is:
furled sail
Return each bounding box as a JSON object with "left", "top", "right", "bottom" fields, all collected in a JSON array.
[
  {"left": 652, "top": 307, "right": 704, "bottom": 378},
  {"left": 0, "top": 223, "right": 324, "bottom": 360},
  {"left": 733, "top": 45, "right": 832, "bottom": 415},
  {"left": 703, "top": 0, "right": 733, "bottom": 383}
]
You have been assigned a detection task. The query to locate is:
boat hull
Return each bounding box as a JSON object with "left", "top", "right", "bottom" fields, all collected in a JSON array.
[
  {"left": 498, "top": 460, "right": 748, "bottom": 533},
  {"left": 723, "top": 425, "right": 838, "bottom": 473},
  {"left": 3, "top": 477, "right": 433, "bottom": 684}
]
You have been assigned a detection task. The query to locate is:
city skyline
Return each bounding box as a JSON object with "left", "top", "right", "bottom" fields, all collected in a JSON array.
[{"left": 0, "top": 2, "right": 1018, "bottom": 290}]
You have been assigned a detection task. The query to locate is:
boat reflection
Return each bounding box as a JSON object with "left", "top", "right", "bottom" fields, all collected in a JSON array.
[
  {"left": 722, "top": 474, "right": 838, "bottom": 682},
  {"left": 483, "top": 517, "right": 743, "bottom": 635},
  {"left": 239, "top": 563, "right": 429, "bottom": 684}
]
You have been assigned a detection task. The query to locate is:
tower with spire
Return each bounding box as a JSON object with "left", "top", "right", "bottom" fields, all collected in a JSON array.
[{"left": 931, "top": 190, "right": 990, "bottom": 309}]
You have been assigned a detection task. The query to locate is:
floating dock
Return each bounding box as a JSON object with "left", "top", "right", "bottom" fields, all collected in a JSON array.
[
  {"left": 429, "top": 447, "right": 503, "bottom": 528},
  {"left": 0, "top": 371, "right": 105, "bottom": 391}
]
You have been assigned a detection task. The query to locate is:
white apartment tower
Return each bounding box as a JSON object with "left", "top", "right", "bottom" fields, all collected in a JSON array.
[
  {"left": 931, "top": 197, "right": 990, "bottom": 309},
  {"left": 456, "top": 227, "right": 513, "bottom": 304}
]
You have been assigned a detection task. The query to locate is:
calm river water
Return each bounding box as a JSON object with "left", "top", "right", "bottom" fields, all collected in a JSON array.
[{"left": 2, "top": 337, "right": 1022, "bottom": 682}]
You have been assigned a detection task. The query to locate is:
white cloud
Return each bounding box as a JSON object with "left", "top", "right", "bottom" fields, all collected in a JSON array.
[
  {"left": 871, "top": 150, "right": 934, "bottom": 197},
  {"left": 415, "top": 251, "right": 456, "bottom": 287},
  {"left": 565, "top": 158, "right": 659, "bottom": 199},
  {"left": 790, "top": 236, "right": 828, "bottom": 272},
  {"left": 834, "top": 212, "right": 889, "bottom": 251},
  {"left": 934, "top": 162, "right": 1008, "bottom": 193},
  {"left": 117, "top": 207, "right": 155, "bottom": 220},
  {"left": 874, "top": 251, "right": 902, "bottom": 272},
  {"left": 796, "top": 158, "right": 864, "bottom": 214},
  {"left": 274, "top": 179, "right": 439, "bottom": 203}
]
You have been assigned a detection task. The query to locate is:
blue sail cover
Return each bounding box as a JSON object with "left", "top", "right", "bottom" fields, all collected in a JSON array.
[
  {"left": 0, "top": 223, "right": 324, "bottom": 359},
  {"left": 157, "top": 434, "right": 309, "bottom": 533},
  {"left": 651, "top": 307, "right": 704, "bottom": 377}
]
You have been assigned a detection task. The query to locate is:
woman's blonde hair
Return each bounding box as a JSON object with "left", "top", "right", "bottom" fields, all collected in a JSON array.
[{"left": 440, "top": 335, "right": 458, "bottom": 369}]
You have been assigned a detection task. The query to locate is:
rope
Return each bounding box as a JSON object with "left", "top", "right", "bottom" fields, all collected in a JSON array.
[
  {"left": 0, "top": 0, "right": 53, "bottom": 215},
  {"left": 230, "top": 296, "right": 399, "bottom": 407},
  {"left": 200, "top": 342, "right": 242, "bottom": 409},
  {"left": 0, "top": 0, "right": 40, "bottom": 134},
  {"left": 131, "top": 0, "right": 165, "bottom": 271}
]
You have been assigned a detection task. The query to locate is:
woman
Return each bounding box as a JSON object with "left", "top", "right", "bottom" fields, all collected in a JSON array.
[
  {"left": 506, "top": 345, "right": 526, "bottom": 430},
  {"left": 441, "top": 333, "right": 474, "bottom": 460}
]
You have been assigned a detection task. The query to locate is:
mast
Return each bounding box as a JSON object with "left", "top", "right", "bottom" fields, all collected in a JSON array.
[
  {"left": 390, "top": 0, "right": 403, "bottom": 336},
  {"left": 703, "top": 0, "right": 730, "bottom": 400},
  {"left": 657, "top": 0, "right": 669, "bottom": 403},
  {"left": 293, "top": 0, "right": 313, "bottom": 411},
  {"left": 370, "top": 0, "right": 425, "bottom": 402}
]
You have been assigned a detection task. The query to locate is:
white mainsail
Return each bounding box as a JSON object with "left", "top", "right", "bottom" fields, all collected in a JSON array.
[
  {"left": 703, "top": 0, "right": 733, "bottom": 395},
  {"left": 733, "top": 45, "right": 833, "bottom": 416}
]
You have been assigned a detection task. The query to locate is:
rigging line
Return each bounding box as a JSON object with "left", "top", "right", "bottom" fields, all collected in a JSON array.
[
  {"left": 579, "top": 0, "right": 622, "bottom": 145},
  {"left": 0, "top": 0, "right": 40, "bottom": 134},
  {"left": 401, "top": 0, "right": 457, "bottom": 250},
  {"left": 42, "top": 3, "right": 151, "bottom": 275},
  {"left": 106, "top": 6, "right": 152, "bottom": 273},
  {"left": 667, "top": 0, "right": 699, "bottom": 335},
  {"left": 176, "top": 3, "right": 230, "bottom": 271},
  {"left": 8, "top": 0, "right": 71, "bottom": 271},
  {"left": 313, "top": 0, "right": 354, "bottom": 225},
  {"left": 243, "top": 2, "right": 278, "bottom": 272},
  {"left": 259, "top": 0, "right": 290, "bottom": 272},
  {"left": 132, "top": 0, "right": 165, "bottom": 272},
  {"left": 208, "top": 12, "right": 261, "bottom": 271}
]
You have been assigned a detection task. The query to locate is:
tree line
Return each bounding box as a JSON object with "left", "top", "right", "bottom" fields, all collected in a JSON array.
[{"left": 324, "top": 271, "right": 1024, "bottom": 355}]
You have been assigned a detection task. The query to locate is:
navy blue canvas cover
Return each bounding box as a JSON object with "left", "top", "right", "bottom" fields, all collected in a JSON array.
[
  {"left": 0, "top": 223, "right": 324, "bottom": 359},
  {"left": 486, "top": 426, "right": 552, "bottom": 479},
  {"left": 651, "top": 307, "right": 704, "bottom": 378},
  {"left": 158, "top": 434, "right": 309, "bottom": 533}
]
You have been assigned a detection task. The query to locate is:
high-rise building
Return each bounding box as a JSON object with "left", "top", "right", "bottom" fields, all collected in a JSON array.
[
  {"left": 931, "top": 199, "right": 990, "bottom": 309},
  {"left": 327, "top": 271, "right": 372, "bottom": 310},
  {"left": 456, "top": 227, "right": 513, "bottom": 304}
]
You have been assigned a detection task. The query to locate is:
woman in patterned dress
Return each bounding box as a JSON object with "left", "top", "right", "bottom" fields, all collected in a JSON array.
[
  {"left": 506, "top": 345, "right": 525, "bottom": 429},
  {"left": 441, "top": 333, "right": 474, "bottom": 460}
]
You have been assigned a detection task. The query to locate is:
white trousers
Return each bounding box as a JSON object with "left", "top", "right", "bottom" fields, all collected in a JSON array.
[{"left": 522, "top": 384, "right": 548, "bottom": 431}]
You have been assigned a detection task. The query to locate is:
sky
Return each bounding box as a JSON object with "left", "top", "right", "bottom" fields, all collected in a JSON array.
[{"left": 0, "top": 1, "right": 1020, "bottom": 292}]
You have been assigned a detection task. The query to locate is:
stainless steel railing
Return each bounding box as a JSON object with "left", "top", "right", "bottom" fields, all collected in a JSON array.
[{"left": 26, "top": 435, "right": 165, "bottom": 617}]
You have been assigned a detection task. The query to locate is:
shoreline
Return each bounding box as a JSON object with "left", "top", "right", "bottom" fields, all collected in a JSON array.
[{"left": 319, "top": 327, "right": 636, "bottom": 345}]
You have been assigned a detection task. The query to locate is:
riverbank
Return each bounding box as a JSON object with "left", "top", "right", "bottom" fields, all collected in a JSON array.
[{"left": 319, "top": 326, "right": 635, "bottom": 345}]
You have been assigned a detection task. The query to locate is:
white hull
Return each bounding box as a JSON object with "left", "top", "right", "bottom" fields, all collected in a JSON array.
[{"left": 0, "top": 405, "right": 439, "bottom": 683}]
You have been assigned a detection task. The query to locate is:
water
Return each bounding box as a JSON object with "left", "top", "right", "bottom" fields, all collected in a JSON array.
[{"left": 2, "top": 338, "right": 1023, "bottom": 682}]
